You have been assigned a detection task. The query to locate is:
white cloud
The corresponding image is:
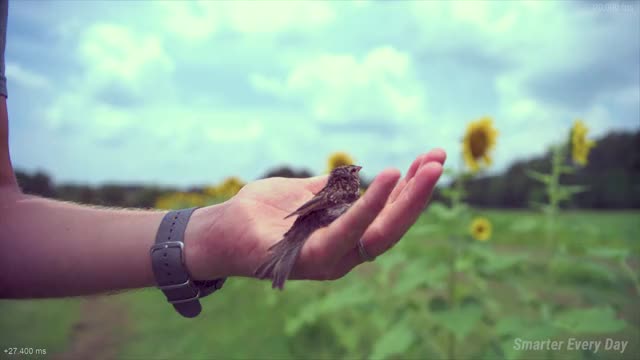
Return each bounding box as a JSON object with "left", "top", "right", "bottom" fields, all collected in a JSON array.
[
  {"left": 251, "top": 46, "right": 426, "bottom": 124},
  {"left": 161, "top": 0, "right": 334, "bottom": 41},
  {"left": 413, "top": 1, "right": 576, "bottom": 67},
  {"left": 227, "top": 1, "right": 335, "bottom": 34},
  {"left": 79, "top": 23, "right": 173, "bottom": 89},
  {"left": 205, "top": 120, "right": 264, "bottom": 143},
  {"left": 5, "top": 62, "right": 50, "bottom": 90},
  {"left": 610, "top": 86, "right": 640, "bottom": 108}
]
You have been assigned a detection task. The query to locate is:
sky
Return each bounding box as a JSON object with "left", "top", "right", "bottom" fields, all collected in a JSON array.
[{"left": 6, "top": 0, "right": 640, "bottom": 187}]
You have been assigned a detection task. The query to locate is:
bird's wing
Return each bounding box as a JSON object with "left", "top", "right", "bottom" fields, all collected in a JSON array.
[{"left": 284, "top": 191, "right": 332, "bottom": 219}]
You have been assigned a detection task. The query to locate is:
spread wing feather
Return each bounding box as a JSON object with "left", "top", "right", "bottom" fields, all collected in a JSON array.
[{"left": 284, "top": 190, "right": 332, "bottom": 219}]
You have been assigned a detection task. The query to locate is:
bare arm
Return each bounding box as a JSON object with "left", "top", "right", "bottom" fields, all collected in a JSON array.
[{"left": 0, "top": 191, "right": 226, "bottom": 298}]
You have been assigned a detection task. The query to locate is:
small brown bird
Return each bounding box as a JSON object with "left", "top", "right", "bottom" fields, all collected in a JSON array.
[{"left": 255, "top": 165, "right": 362, "bottom": 289}]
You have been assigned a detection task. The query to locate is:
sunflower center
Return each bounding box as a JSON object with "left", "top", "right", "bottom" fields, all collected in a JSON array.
[
  {"left": 476, "top": 225, "right": 485, "bottom": 233},
  {"left": 469, "top": 130, "right": 489, "bottom": 159}
]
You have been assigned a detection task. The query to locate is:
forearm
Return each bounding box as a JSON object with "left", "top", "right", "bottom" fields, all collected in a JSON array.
[
  {"left": 0, "top": 190, "right": 167, "bottom": 298},
  {"left": 0, "top": 187, "right": 230, "bottom": 299}
]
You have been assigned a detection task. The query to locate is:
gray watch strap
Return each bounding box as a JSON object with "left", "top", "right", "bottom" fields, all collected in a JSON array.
[{"left": 150, "top": 207, "right": 225, "bottom": 318}]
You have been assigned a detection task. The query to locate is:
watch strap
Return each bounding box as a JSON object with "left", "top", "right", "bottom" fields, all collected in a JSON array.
[{"left": 150, "top": 207, "right": 224, "bottom": 318}]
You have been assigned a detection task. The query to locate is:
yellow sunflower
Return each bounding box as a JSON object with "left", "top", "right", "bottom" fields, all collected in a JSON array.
[
  {"left": 215, "top": 176, "right": 246, "bottom": 198},
  {"left": 462, "top": 117, "right": 498, "bottom": 172},
  {"left": 155, "top": 192, "right": 207, "bottom": 210},
  {"left": 327, "top": 151, "right": 355, "bottom": 172},
  {"left": 469, "top": 217, "right": 492, "bottom": 241},
  {"left": 570, "top": 120, "right": 596, "bottom": 166}
]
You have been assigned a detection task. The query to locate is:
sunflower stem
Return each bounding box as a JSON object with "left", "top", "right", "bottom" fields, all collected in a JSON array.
[
  {"left": 447, "top": 236, "right": 458, "bottom": 360},
  {"left": 545, "top": 145, "right": 566, "bottom": 259},
  {"left": 446, "top": 166, "right": 466, "bottom": 360}
]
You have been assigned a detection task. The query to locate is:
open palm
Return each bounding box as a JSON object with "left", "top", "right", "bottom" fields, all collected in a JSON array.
[{"left": 199, "top": 149, "right": 446, "bottom": 282}]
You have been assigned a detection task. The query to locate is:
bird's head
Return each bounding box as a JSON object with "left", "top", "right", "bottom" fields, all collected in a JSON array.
[{"left": 328, "top": 165, "right": 362, "bottom": 188}]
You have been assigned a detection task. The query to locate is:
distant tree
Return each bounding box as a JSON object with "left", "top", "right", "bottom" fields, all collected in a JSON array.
[
  {"left": 568, "top": 131, "right": 640, "bottom": 208},
  {"left": 14, "top": 130, "right": 639, "bottom": 210},
  {"left": 130, "top": 187, "right": 170, "bottom": 209},
  {"left": 15, "top": 170, "right": 56, "bottom": 198},
  {"left": 56, "top": 184, "right": 98, "bottom": 205},
  {"left": 460, "top": 130, "right": 640, "bottom": 209},
  {"left": 262, "top": 166, "right": 313, "bottom": 179},
  {"left": 98, "top": 184, "right": 126, "bottom": 206}
]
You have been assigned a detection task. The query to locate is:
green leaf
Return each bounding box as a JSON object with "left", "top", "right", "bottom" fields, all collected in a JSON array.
[
  {"left": 407, "top": 223, "right": 440, "bottom": 236},
  {"left": 509, "top": 218, "right": 538, "bottom": 233},
  {"left": 285, "top": 304, "right": 321, "bottom": 336},
  {"left": 427, "top": 202, "right": 458, "bottom": 220},
  {"left": 587, "top": 247, "right": 630, "bottom": 260},
  {"left": 327, "top": 316, "right": 362, "bottom": 354},
  {"left": 556, "top": 185, "right": 588, "bottom": 200},
  {"left": 320, "top": 282, "right": 374, "bottom": 312},
  {"left": 423, "top": 263, "right": 450, "bottom": 289},
  {"left": 430, "top": 304, "right": 483, "bottom": 340},
  {"left": 481, "top": 253, "right": 526, "bottom": 274},
  {"left": 370, "top": 320, "right": 415, "bottom": 360},
  {"left": 500, "top": 324, "right": 560, "bottom": 360},
  {"left": 495, "top": 316, "right": 528, "bottom": 336},
  {"left": 553, "top": 307, "right": 627, "bottom": 334},
  {"left": 528, "top": 201, "right": 546, "bottom": 211},
  {"left": 442, "top": 167, "right": 457, "bottom": 176},
  {"left": 508, "top": 279, "right": 538, "bottom": 304},
  {"left": 524, "top": 323, "right": 559, "bottom": 340},
  {"left": 285, "top": 282, "right": 373, "bottom": 335},
  {"left": 392, "top": 261, "right": 430, "bottom": 296},
  {"left": 525, "top": 169, "right": 551, "bottom": 184},
  {"left": 440, "top": 188, "right": 457, "bottom": 201},
  {"left": 469, "top": 244, "right": 496, "bottom": 259},
  {"left": 560, "top": 165, "right": 577, "bottom": 174},
  {"left": 550, "top": 259, "right": 617, "bottom": 285},
  {"left": 376, "top": 251, "right": 407, "bottom": 284},
  {"left": 455, "top": 256, "right": 474, "bottom": 272}
]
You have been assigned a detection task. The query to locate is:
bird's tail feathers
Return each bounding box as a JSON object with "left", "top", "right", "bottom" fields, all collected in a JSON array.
[{"left": 254, "top": 232, "right": 307, "bottom": 290}]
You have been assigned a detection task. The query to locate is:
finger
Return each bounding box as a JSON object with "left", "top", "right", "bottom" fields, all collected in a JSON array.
[
  {"left": 426, "top": 148, "right": 447, "bottom": 165},
  {"left": 333, "top": 162, "right": 443, "bottom": 274},
  {"left": 306, "top": 168, "right": 400, "bottom": 266},
  {"left": 387, "top": 154, "right": 427, "bottom": 204},
  {"left": 388, "top": 148, "right": 447, "bottom": 203},
  {"left": 371, "top": 162, "right": 443, "bottom": 251}
]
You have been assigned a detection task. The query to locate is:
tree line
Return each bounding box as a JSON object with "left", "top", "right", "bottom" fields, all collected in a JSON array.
[{"left": 15, "top": 130, "right": 639, "bottom": 209}]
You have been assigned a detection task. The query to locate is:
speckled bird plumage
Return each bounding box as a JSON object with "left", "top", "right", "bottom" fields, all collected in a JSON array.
[{"left": 255, "top": 165, "right": 362, "bottom": 289}]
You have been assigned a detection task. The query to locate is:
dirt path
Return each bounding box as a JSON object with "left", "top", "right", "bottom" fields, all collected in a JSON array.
[{"left": 55, "top": 296, "right": 129, "bottom": 360}]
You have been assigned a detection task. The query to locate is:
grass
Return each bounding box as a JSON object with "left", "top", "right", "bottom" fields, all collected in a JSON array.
[
  {"left": 0, "top": 298, "right": 81, "bottom": 354},
  {"left": 0, "top": 210, "right": 638, "bottom": 359},
  {"left": 117, "top": 281, "right": 294, "bottom": 359}
]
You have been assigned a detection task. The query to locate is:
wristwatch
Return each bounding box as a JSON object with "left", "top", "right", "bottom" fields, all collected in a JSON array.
[{"left": 150, "top": 207, "right": 226, "bottom": 318}]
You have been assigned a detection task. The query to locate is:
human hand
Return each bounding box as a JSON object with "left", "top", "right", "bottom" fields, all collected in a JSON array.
[{"left": 185, "top": 149, "right": 446, "bottom": 282}]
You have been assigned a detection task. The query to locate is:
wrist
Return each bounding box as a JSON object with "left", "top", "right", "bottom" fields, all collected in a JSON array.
[{"left": 184, "top": 203, "right": 232, "bottom": 280}]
